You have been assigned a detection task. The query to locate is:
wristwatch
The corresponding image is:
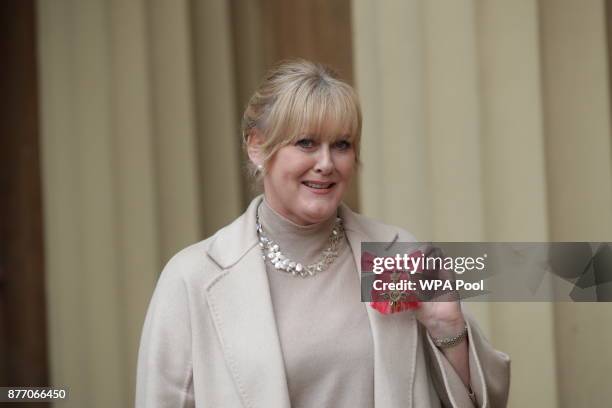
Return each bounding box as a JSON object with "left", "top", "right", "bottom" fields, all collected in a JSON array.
[{"left": 431, "top": 324, "right": 468, "bottom": 349}]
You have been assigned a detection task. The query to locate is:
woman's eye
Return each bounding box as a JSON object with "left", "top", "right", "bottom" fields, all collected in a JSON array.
[
  {"left": 296, "top": 139, "right": 315, "bottom": 149},
  {"left": 333, "top": 140, "right": 351, "bottom": 150}
]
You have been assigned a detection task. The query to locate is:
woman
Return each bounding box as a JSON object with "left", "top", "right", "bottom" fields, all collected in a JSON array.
[{"left": 136, "top": 59, "right": 510, "bottom": 407}]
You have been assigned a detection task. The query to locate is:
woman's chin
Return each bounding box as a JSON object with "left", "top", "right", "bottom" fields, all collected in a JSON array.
[{"left": 300, "top": 201, "right": 340, "bottom": 223}]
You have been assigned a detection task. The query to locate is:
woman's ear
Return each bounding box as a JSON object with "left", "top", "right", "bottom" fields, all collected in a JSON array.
[{"left": 246, "top": 129, "right": 265, "bottom": 167}]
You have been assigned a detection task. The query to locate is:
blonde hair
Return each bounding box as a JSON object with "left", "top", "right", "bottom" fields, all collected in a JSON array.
[{"left": 242, "top": 59, "right": 362, "bottom": 182}]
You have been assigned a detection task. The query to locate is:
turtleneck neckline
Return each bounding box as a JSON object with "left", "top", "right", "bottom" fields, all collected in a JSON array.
[
  {"left": 259, "top": 198, "right": 337, "bottom": 236},
  {"left": 258, "top": 198, "right": 339, "bottom": 265}
]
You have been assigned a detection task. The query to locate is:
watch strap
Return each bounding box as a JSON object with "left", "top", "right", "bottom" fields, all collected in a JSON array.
[{"left": 432, "top": 324, "right": 468, "bottom": 349}]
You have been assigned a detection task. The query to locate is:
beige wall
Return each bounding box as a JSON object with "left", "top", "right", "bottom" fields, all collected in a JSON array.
[{"left": 36, "top": 0, "right": 612, "bottom": 406}]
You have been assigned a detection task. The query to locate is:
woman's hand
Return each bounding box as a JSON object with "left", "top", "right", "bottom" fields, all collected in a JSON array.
[
  {"left": 414, "top": 300, "right": 465, "bottom": 339},
  {"left": 411, "top": 244, "right": 466, "bottom": 337},
  {"left": 414, "top": 254, "right": 471, "bottom": 387},
  {"left": 368, "top": 245, "right": 466, "bottom": 332}
]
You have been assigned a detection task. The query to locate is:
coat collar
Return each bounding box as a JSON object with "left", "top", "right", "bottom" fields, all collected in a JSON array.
[{"left": 205, "top": 195, "right": 418, "bottom": 408}]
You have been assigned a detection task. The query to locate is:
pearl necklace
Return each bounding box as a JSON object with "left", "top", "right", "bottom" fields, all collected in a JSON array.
[{"left": 255, "top": 204, "right": 345, "bottom": 278}]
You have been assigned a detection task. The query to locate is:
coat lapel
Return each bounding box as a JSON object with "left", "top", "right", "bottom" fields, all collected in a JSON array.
[
  {"left": 205, "top": 196, "right": 418, "bottom": 408},
  {"left": 205, "top": 197, "right": 291, "bottom": 408},
  {"left": 341, "top": 205, "right": 418, "bottom": 408}
]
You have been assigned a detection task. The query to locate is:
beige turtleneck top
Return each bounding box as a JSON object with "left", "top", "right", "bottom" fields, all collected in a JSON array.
[{"left": 258, "top": 199, "right": 374, "bottom": 407}]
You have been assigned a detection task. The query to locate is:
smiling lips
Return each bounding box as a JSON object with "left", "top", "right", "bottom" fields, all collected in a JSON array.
[{"left": 302, "top": 181, "right": 336, "bottom": 193}]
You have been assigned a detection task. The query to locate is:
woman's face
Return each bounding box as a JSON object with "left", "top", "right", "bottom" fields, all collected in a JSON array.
[{"left": 263, "top": 134, "right": 356, "bottom": 225}]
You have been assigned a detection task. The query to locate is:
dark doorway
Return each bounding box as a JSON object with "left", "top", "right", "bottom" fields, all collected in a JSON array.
[{"left": 0, "top": 0, "right": 50, "bottom": 399}]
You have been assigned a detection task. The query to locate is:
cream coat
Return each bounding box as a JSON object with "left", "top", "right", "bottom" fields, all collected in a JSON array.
[{"left": 136, "top": 196, "right": 510, "bottom": 407}]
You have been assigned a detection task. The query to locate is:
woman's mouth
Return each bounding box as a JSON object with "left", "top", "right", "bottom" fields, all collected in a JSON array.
[
  {"left": 302, "top": 181, "right": 336, "bottom": 193},
  {"left": 303, "top": 181, "right": 335, "bottom": 189}
]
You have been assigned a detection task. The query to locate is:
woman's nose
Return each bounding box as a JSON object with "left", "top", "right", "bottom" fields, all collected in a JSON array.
[{"left": 314, "top": 144, "right": 334, "bottom": 174}]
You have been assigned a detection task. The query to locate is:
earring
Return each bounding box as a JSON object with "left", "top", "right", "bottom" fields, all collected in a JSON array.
[{"left": 255, "top": 164, "right": 264, "bottom": 175}]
